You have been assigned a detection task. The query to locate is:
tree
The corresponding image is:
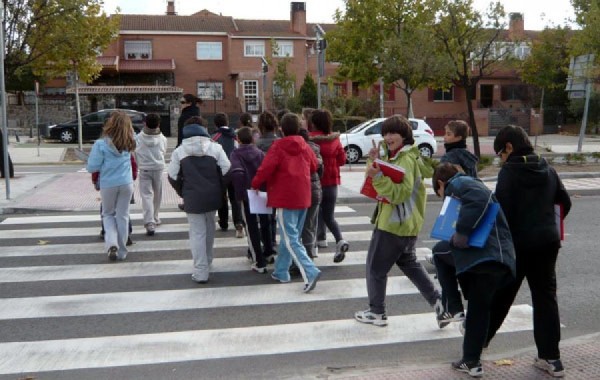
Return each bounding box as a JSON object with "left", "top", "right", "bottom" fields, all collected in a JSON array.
[
  {"left": 432, "top": 0, "right": 508, "bottom": 157},
  {"left": 327, "top": 0, "right": 454, "bottom": 117},
  {"left": 3, "top": 0, "right": 120, "bottom": 91},
  {"left": 271, "top": 41, "right": 296, "bottom": 110},
  {"left": 298, "top": 73, "right": 318, "bottom": 108},
  {"left": 570, "top": 0, "right": 600, "bottom": 56},
  {"left": 520, "top": 27, "right": 571, "bottom": 112}
]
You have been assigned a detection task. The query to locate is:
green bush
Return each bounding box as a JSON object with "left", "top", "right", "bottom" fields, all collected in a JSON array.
[{"left": 477, "top": 155, "right": 494, "bottom": 172}]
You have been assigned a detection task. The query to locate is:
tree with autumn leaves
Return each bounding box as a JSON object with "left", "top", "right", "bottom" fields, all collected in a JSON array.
[{"left": 3, "top": 0, "right": 120, "bottom": 92}]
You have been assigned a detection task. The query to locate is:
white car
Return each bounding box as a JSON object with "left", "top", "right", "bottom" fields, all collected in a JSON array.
[{"left": 339, "top": 117, "right": 437, "bottom": 164}]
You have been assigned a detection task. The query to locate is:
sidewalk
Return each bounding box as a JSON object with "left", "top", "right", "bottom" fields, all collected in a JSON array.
[{"left": 2, "top": 134, "right": 600, "bottom": 214}]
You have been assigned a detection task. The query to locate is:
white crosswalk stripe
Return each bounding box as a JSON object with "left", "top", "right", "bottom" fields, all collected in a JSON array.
[{"left": 0, "top": 206, "right": 535, "bottom": 376}]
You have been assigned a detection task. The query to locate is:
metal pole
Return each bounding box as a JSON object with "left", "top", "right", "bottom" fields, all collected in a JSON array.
[
  {"left": 577, "top": 80, "right": 592, "bottom": 153},
  {"left": 74, "top": 67, "right": 83, "bottom": 150},
  {"left": 379, "top": 78, "right": 384, "bottom": 118},
  {"left": 262, "top": 72, "right": 266, "bottom": 113},
  {"left": 36, "top": 88, "right": 40, "bottom": 157},
  {"left": 1, "top": 2, "right": 11, "bottom": 199},
  {"left": 316, "top": 36, "right": 321, "bottom": 109}
]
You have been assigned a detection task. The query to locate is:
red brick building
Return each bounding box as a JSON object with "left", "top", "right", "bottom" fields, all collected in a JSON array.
[{"left": 72, "top": 2, "right": 542, "bottom": 136}]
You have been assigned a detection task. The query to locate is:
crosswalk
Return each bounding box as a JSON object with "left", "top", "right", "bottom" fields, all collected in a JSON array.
[{"left": 0, "top": 206, "right": 535, "bottom": 377}]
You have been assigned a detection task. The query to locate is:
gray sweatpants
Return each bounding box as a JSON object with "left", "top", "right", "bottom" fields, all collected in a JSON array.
[
  {"left": 366, "top": 228, "right": 440, "bottom": 314},
  {"left": 187, "top": 211, "right": 216, "bottom": 281},
  {"left": 101, "top": 183, "right": 134, "bottom": 259},
  {"left": 139, "top": 169, "right": 163, "bottom": 225}
]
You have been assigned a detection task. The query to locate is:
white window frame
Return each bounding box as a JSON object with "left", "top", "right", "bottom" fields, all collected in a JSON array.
[
  {"left": 244, "top": 41, "right": 265, "bottom": 57},
  {"left": 196, "top": 42, "right": 223, "bottom": 60},
  {"left": 433, "top": 87, "right": 454, "bottom": 102},
  {"left": 124, "top": 40, "right": 152, "bottom": 60},
  {"left": 197, "top": 81, "right": 224, "bottom": 101},
  {"left": 273, "top": 40, "right": 294, "bottom": 58},
  {"left": 243, "top": 80, "right": 259, "bottom": 111}
]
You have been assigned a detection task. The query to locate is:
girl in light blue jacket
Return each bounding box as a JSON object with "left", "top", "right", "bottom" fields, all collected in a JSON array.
[{"left": 87, "top": 111, "right": 137, "bottom": 261}]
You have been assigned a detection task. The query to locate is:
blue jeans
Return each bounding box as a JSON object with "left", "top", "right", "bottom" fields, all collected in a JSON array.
[{"left": 273, "top": 208, "right": 320, "bottom": 284}]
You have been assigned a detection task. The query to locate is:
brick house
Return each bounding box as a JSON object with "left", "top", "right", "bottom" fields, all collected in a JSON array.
[{"left": 64, "top": 2, "right": 542, "bottom": 137}]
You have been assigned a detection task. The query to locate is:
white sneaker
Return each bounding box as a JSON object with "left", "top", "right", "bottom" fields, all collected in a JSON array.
[
  {"left": 354, "top": 309, "right": 388, "bottom": 327},
  {"left": 250, "top": 263, "right": 267, "bottom": 274}
]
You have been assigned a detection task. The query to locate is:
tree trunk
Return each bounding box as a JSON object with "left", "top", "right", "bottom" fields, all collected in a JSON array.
[{"left": 465, "top": 81, "right": 481, "bottom": 158}]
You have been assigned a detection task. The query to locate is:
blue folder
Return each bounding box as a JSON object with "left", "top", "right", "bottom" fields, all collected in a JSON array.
[{"left": 430, "top": 197, "right": 500, "bottom": 248}]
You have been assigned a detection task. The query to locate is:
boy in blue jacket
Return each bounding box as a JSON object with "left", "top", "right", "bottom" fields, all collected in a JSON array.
[{"left": 432, "top": 163, "right": 516, "bottom": 378}]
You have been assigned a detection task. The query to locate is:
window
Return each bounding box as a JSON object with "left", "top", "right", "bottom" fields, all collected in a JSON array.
[
  {"left": 244, "top": 41, "right": 265, "bottom": 57},
  {"left": 196, "top": 42, "right": 222, "bottom": 60},
  {"left": 124, "top": 41, "right": 152, "bottom": 60},
  {"left": 513, "top": 44, "right": 531, "bottom": 60},
  {"left": 273, "top": 83, "right": 295, "bottom": 98},
  {"left": 197, "top": 82, "right": 223, "bottom": 100},
  {"left": 243, "top": 80, "right": 259, "bottom": 111},
  {"left": 501, "top": 85, "right": 528, "bottom": 101},
  {"left": 273, "top": 40, "right": 294, "bottom": 57},
  {"left": 433, "top": 87, "right": 454, "bottom": 102}
]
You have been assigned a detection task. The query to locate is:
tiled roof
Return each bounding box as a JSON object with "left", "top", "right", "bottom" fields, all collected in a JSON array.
[
  {"left": 66, "top": 86, "right": 183, "bottom": 95},
  {"left": 119, "top": 14, "right": 235, "bottom": 33},
  {"left": 119, "top": 59, "right": 175, "bottom": 72},
  {"left": 97, "top": 56, "right": 119, "bottom": 66}
]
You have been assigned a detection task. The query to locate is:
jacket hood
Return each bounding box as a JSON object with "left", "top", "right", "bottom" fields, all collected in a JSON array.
[
  {"left": 216, "top": 126, "right": 237, "bottom": 138},
  {"left": 503, "top": 154, "right": 550, "bottom": 188},
  {"left": 103, "top": 137, "right": 125, "bottom": 157},
  {"left": 138, "top": 131, "right": 162, "bottom": 147},
  {"left": 310, "top": 131, "right": 340, "bottom": 142},
  {"left": 274, "top": 135, "right": 307, "bottom": 156},
  {"left": 181, "top": 135, "right": 213, "bottom": 156}
]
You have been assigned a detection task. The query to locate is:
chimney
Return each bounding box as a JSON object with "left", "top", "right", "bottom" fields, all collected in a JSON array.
[
  {"left": 290, "top": 2, "right": 307, "bottom": 35},
  {"left": 508, "top": 13, "right": 524, "bottom": 40},
  {"left": 166, "top": 0, "right": 176, "bottom": 16}
]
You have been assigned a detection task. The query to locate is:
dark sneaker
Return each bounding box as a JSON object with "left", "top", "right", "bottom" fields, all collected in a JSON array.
[
  {"left": 107, "top": 246, "right": 118, "bottom": 261},
  {"left": 178, "top": 203, "right": 185, "bottom": 211},
  {"left": 191, "top": 274, "right": 208, "bottom": 284},
  {"left": 354, "top": 309, "right": 388, "bottom": 327},
  {"left": 334, "top": 240, "right": 349, "bottom": 263},
  {"left": 437, "top": 311, "right": 466, "bottom": 329},
  {"left": 303, "top": 272, "right": 321, "bottom": 293},
  {"left": 145, "top": 222, "right": 155, "bottom": 236},
  {"left": 289, "top": 263, "right": 301, "bottom": 276},
  {"left": 264, "top": 253, "right": 276, "bottom": 265},
  {"left": 126, "top": 237, "right": 133, "bottom": 246},
  {"left": 534, "top": 358, "right": 565, "bottom": 377},
  {"left": 452, "top": 359, "right": 483, "bottom": 378}
]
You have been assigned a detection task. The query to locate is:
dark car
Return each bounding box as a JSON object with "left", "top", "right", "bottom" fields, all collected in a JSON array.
[{"left": 46, "top": 109, "right": 146, "bottom": 143}]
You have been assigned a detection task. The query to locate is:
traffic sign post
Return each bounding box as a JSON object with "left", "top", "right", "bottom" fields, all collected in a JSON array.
[{"left": 565, "top": 54, "right": 595, "bottom": 152}]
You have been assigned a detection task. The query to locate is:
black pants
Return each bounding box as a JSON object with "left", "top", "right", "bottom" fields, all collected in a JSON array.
[
  {"left": 317, "top": 185, "right": 343, "bottom": 243},
  {"left": 218, "top": 183, "right": 243, "bottom": 230},
  {"left": 487, "top": 243, "right": 561, "bottom": 360},
  {"left": 432, "top": 240, "right": 466, "bottom": 315},
  {"left": 242, "top": 200, "right": 275, "bottom": 268},
  {"left": 460, "top": 262, "right": 512, "bottom": 362}
]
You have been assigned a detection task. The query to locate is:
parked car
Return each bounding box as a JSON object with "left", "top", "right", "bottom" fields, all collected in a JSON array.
[
  {"left": 45, "top": 109, "right": 146, "bottom": 143},
  {"left": 339, "top": 117, "right": 437, "bottom": 164}
]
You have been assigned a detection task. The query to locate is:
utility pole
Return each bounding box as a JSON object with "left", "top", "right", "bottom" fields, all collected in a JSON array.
[
  {"left": 1, "top": 1, "right": 11, "bottom": 199},
  {"left": 314, "top": 24, "right": 326, "bottom": 109},
  {"left": 261, "top": 57, "right": 268, "bottom": 112}
]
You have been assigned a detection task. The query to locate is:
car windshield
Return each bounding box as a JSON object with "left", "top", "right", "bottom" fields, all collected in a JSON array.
[{"left": 346, "top": 120, "right": 377, "bottom": 134}]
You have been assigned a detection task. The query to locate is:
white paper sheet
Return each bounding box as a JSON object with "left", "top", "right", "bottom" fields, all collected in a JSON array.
[{"left": 247, "top": 190, "right": 272, "bottom": 214}]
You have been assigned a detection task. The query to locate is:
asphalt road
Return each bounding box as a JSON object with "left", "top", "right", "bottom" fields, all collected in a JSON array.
[{"left": 0, "top": 197, "right": 597, "bottom": 379}]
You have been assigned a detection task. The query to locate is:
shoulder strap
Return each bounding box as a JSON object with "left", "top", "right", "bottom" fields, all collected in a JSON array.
[{"left": 211, "top": 132, "right": 222, "bottom": 142}]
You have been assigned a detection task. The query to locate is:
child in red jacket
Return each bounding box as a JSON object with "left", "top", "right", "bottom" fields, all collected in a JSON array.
[
  {"left": 92, "top": 154, "right": 137, "bottom": 245},
  {"left": 251, "top": 113, "right": 321, "bottom": 293}
]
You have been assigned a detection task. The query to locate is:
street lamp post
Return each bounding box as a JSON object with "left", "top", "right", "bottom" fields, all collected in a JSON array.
[
  {"left": 1, "top": 1, "right": 11, "bottom": 199},
  {"left": 314, "top": 25, "right": 326, "bottom": 109}
]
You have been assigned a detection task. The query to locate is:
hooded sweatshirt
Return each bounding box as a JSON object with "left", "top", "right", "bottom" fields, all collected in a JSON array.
[
  {"left": 310, "top": 131, "right": 346, "bottom": 186},
  {"left": 251, "top": 135, "right": 318, "bottom": 209},
  {"left": 212, "top": 126, "right": 237, "bottom": 158},
  {"left": 168, "top": 132, "right": 231, "bottom": 213},
  {"left": 229, "top": 144, "right": 265, "bottom": 202},
  {"left": 86, "top": 137, "right": 133, "bottom": 189},
  {"left": 495, "top": 153, "right": 571, "bottom": 250},
  {"left": 135, "top": 129, "right": 167, "bottom": 170},
  {"left": 440, "top": 140, "right": 479, "bottom": 178}
]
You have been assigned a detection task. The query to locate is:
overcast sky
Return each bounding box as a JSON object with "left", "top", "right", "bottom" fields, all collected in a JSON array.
[{"left": 102, "top": 0, "right": 576, "bottom": 31}]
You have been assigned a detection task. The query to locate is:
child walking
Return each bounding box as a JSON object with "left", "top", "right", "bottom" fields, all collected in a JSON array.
[
  {"left": 229, "top": 126, "right": 275, "bottom": 273},
  {"left": 354, "top": 115, "right": 441, "bottom": 327},
  {"left": 251, "top": 113, "right": 321, "bottom": 293},
  {"left": 87, "top": 111, "right": 137, "bottom": 261},
  {"left": 135, "top": 113, "right": 167, "bottom": 236},
  {"left": 432, "top": 163, "right": 516, "bottom": 378},
  {"left": 432, "top": 120, "right": 479, "bottom": 328},
  {"left": 168, "top": 118, "right": 230, "bottom": 283}
]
